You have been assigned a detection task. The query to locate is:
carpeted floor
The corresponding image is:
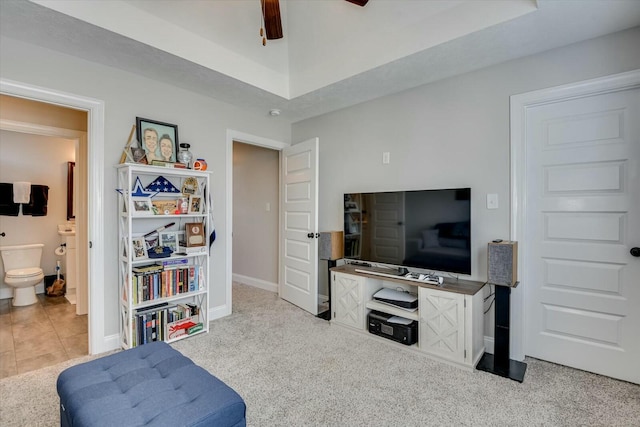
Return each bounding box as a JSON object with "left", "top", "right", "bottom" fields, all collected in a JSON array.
[{"left": 1, "top": 282, "right": 639, "bottom": 426}]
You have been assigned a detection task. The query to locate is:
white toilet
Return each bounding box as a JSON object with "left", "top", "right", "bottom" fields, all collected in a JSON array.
[{"left": 0, "top": 243, "right": 45, "bottom": 306}]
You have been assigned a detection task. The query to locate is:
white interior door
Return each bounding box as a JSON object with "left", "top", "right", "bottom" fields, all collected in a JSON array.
[
  {"left": 279, "top": 138, "right": 319, "bottom": 314},
  {"left": 523, "top": 78, "right": 640, "bottom": 384}
]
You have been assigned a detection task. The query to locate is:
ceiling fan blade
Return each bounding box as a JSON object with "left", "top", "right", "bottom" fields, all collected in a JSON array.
[
  {"left": 345, "top": 0, "right": 369, "bottom": 6},
  {"left": 261, "top": 0, "right": 283, "bottom": 40}
]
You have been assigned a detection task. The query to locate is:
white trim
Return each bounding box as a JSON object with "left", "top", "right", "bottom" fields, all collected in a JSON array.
[
  {"left": 232, "top": 273, "right": 278, "bottom": 293},
  {"left": 0, "top": 78, "right": 108, "bottom": 354},
  {"left": 225, "top": 129, "right": 289, "bottom": 316},
  {"left": 509, "top": 69, "right": 640, "bottom": 362}
]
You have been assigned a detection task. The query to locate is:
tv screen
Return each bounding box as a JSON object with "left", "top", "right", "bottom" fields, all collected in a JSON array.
[{"left": 344, "top": 188, "right": 471, "bottom": 274}]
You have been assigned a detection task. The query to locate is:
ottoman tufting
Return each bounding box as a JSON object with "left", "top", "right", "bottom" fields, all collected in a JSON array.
[{"left": 57, "top": 341, "right": 246, "bottom": 427}]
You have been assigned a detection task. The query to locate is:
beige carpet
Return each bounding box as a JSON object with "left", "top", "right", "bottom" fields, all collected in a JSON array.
[{"left": 1, "top": 282, "right": 639, "bottom": 426}]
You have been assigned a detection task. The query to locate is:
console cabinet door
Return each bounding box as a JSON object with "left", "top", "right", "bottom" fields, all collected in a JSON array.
[
  {"left": 332, "top": 272, "right": 365, "bottom": 330},
  {"left": 419, "top": 287, "right": 465, "bottom": 363}
]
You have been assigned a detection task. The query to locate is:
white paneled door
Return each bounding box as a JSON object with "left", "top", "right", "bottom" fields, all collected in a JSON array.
[
  {"left": 280, "top": 138, "right": 319, "bottom": 315},
  {"left": 523, "top": 76, "right": 640, "bottom": 384}
]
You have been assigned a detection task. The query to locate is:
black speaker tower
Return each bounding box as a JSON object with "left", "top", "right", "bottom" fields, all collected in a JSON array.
[{"left": 476, "top": 241, "right": 527, "bottom": 382}]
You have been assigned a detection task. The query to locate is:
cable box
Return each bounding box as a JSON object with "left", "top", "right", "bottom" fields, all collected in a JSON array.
[
  {"left": 373, "top": 288, "right": 418, "bottom": 309},
  {"left": 368, "top": 311, "right": 418, "bottom": 346}
]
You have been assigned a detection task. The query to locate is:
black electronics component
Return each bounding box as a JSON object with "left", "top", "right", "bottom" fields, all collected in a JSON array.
[{"left": 368, "top": 311, "right": 418, "bottom": 346}]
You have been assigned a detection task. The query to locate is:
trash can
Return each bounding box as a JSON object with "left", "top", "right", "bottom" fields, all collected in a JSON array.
[{"left": 44, "top": 274, "right": 65, "bottom": 297}]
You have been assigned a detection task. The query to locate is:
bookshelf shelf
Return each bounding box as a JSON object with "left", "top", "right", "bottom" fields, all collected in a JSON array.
[{"left": 117, "top": 164, "right": 211, "bottom": 349}]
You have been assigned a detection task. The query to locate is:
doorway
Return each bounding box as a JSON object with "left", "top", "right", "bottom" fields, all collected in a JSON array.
[
  {"left": 225, "top": 131, "right": 287, "bottom": 315},
  {"left": 1, "top": 78, "right": 106, "bottom": 356},
  {"left": 232, "top": 141, "right": 280, "bottom": 292}
]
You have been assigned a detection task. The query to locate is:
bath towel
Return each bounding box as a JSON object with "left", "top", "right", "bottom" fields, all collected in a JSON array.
[
  {"left": 13, "top": 181, "right": 31, "bottom": 204},
  {"left": 0, "top": 183, "right": 20, "bottom": 216},
  {"left": 22, "top": 185, "right": 49, "bottom": 216}
]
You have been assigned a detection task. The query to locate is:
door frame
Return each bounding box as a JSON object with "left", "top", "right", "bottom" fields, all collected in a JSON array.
[
  {"left": 1, "top": 78, "right": 106, "bottom": 354},
  {"left": 224, "top": 130, "right": 288, "bottom": 315},
  {"left": 509, "top": 69, "right": 640, "bottom": 361}
]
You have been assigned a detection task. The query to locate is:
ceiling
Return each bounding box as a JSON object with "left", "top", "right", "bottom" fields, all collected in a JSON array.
[{"left": 1, "top": 0, "right": 640, "bottom": 123}]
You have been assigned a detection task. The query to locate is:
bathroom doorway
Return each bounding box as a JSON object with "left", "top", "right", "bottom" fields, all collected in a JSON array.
[{"left": 0, "top": 96, "right": 89, "bottom": 377}]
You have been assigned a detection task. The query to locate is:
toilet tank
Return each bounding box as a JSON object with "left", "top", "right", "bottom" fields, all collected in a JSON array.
[{"left": 0, "top": 243, "right": 44, "bottom": 271}]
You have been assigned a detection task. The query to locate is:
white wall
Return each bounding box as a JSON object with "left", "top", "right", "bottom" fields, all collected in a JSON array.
[
  {"left": 0, "top": 131, "right": 75, "bottom": 296},
  {"left": 292, "top": 27, "right": 640, "bottom": 336},
  {"left": 0, "top": 35, "right": 291, "bottom": 342}
]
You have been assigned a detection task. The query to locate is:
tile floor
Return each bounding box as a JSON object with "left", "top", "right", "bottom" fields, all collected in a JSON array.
[{"left": 0, "top": 293, "right": 87, "bottom": 378}]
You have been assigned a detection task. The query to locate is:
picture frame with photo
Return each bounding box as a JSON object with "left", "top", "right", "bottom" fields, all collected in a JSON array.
[
  {"left": 185, "top": 222, "right": 205, "bottom": 247},
  {"left": 136, "top": 117, "right": 178, "bottom": 164},
  {"left": 132, "top": 197, "right": 154, "bottom": 216},
  {"left": 159, "top": 231, "right": 179, "bottom": 253},
  {"left": 132, "top": 237, "right": 148, "bottom": 260},
  {"left": 188, "top": 195, "right": 203, "bottom": 214}
]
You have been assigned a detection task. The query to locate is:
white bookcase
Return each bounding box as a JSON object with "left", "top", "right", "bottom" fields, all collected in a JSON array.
[{"left": 116, "top": 164, "right": 211, "bottom": 349}]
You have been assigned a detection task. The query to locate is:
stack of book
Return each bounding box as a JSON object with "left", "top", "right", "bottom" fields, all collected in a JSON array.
[
  {"left": 133, "top": 302, "right": 202, "bottom": 346},
  {"left": 131, "top": 259, "right": 204, "bottom": 304}
]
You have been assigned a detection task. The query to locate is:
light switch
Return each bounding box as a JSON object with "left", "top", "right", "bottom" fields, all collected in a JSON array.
[
  {"left": 487, "top": 193, "right": 498, "bottom": 209},
  {"left": 266, "top": 202, "right": 271, "bottom": 212},
  {"left": 382, "top": 152, "right": 390, "bottom": 164}
]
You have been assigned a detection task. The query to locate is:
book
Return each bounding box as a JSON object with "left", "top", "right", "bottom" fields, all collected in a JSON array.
[{"left": 156, "top": 258, "right": 189, "bottom": 267}]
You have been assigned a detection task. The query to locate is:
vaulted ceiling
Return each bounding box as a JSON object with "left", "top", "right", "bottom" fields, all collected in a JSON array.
[{"left": 2, "top": 0, "right": 640, "bottom": 122}]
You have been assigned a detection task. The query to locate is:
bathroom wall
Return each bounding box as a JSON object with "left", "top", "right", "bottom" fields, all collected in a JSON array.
[{"left": 0, "top": 130, "right": 75, "bottom": 298}]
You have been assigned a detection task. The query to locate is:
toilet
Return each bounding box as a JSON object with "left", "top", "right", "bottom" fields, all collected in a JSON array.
[{"left": 0, "top": 243, "right": 45, "bottom": 306}]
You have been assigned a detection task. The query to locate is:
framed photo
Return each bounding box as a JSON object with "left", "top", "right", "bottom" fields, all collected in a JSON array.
[
  {"left": 188, "top": 195, "right": 203, "bottom": 214},
  {"left": 136, "top": 117, "right": 178, "bottom": 164},
  {"left": 132, "top": 237, "right": 148, "bottom": 260},
  {"left": 159, "top": 231, "right": 178, "bottom": 253},
  {"left": 132, "top": 197, "right": 154, "bottom": 216},
  {"left": 185, "top": 222, "right": 205, "bottom": 247}
]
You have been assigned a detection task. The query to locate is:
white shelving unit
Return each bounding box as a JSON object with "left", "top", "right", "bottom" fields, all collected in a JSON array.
[{"left": 116, "top": 164, "right": 211, "bottom": 349}]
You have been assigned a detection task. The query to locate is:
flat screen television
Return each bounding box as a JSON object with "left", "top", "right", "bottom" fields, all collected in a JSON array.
[{"left": 344, "top": 188, "right": 471, "bottom": 275}]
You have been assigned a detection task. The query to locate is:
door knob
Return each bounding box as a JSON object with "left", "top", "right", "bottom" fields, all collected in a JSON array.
[{"left": 631, "top": 247, "right": 640, "bottom": 257}]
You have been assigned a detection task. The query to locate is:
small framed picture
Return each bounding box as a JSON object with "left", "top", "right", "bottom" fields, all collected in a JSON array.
[
  {"left": 159, "top": 231, "right": 178, "bottom": 253},
  {"left": 188, "top": 195, "right": 203, "bottom": 214},
  {"left": 185, "top": 222, "right": 205, "bottom": 247},
  {"left": 136, "top": 117, "right": 178, "bottom": 164},
  {"left": 152, "top": 199, "right": 178, "bottom": 215},
  {"left": 132, "top": 197, "right": 154, "bottom": 216},
  {"left": 132, "top": 237, "right": 148, "bottom": 260}
]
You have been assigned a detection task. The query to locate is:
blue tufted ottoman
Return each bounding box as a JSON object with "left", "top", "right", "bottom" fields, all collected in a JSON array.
[{"left": 56, "top": 341, "right": 246, "bottom": 427}]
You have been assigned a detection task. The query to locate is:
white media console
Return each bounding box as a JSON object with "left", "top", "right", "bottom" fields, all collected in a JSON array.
[{"left": 330, "top": 264, "right": 486, "bottom": 370}]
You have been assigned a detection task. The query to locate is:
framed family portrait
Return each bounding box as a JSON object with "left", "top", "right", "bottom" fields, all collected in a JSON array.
[{"left": 136, "top": 117, "right": 178, "bottom": 164}]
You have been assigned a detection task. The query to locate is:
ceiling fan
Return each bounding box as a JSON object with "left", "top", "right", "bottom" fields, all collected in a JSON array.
[{"left": 260, "top": 0, "right": 369, "bottom": 45}]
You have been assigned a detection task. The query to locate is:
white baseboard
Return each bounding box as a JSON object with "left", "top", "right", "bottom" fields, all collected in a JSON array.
[
  {"left": 484, "top": 336, "right": 494, "bottom": 355},
  {"left": 95, "top": 333, "right": 121, "bottom": 355},
  {"left": 232, "top": 273, "right": 278, "bottom": 293},
  {"left": 209, "top": 303, "right": 232, "bottom": 320}
]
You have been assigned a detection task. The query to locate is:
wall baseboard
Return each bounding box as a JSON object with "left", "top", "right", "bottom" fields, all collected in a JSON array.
[
  {"left": 209, "top": 303, "right": 231, "bottom": 320},
  {"left": 232, "top": 273, "right": 278, "bottom": 293},
  {"left": 484, "top": 336, "right": 494, "bottom": 355}
]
